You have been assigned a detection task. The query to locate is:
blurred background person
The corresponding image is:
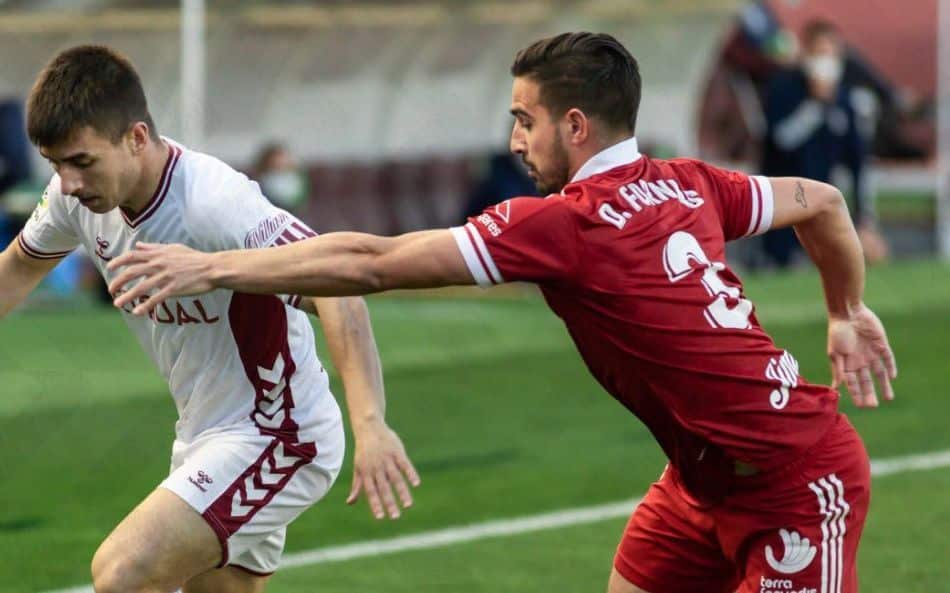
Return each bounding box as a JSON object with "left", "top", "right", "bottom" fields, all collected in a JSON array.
[
  {"left": 252, "top": 141, "right": 310, "bottom": 215},
  {"left": 0, "top": 99, "right": 33, "bottom": 247},
  {"left": 761, "top": 19, "right": 888, "bottom": 267},
  {"left": 462, "top": 148, "right": 537, "bottom": 220}
]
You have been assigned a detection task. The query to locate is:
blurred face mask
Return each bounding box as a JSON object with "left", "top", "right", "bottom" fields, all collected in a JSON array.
[
  {"left": 260, "top": 170, "right": 306, "bottom": 209},
  {"left": 804, "top": 55, "right": 843, "bottom": 85}
]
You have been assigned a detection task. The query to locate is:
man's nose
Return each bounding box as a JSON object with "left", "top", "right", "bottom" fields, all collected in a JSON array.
[{"left": 59, "top": 172, "right": 82, "bottom": 196}]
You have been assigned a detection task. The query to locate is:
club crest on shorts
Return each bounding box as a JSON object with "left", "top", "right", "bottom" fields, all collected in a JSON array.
[{"left": 765, "top": 528, "right": 817, "bottom": 574}]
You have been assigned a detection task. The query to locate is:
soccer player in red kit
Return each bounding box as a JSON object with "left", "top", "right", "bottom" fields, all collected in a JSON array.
[{"left": 110, "top": 32, "right": 896, "bottom": 593}]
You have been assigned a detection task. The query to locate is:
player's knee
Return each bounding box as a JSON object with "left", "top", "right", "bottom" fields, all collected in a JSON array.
[{"left": 91, "top": 544, "right": 161, "bottom": 593}]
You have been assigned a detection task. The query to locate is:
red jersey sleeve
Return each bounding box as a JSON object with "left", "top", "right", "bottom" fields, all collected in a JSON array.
[
  {"left": 450, "top": 196, "right": 579, "bottom": 286},
  {"left": 693, "top": 162, "right": 774, "bottom": 241}
]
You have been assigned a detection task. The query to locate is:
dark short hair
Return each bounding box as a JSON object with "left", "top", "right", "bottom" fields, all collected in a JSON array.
[
  {"left": 27, "top": 45, "right": 157, "bottom": 147},
  {"left": 510, "top": 32, "right": 641, "bottom": 133},
  {"left": 802, "top": 20, "right": 840, "bottom": 48}
]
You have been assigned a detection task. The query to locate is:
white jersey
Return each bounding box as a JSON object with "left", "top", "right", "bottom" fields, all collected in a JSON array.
[{"left": 19, "top": 139, "right": 336, "bottom": 446}]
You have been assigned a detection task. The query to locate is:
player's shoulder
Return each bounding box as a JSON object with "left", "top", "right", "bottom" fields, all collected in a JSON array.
[
  {"left": 652, "top": 156, "right": 714, "bottom": 176},
  {"left": 176, "top": 143, "right": 249, "bottom": 195},
  {"left": 175, "top": 142, "right": 263, "bottom": 214},
  {"left": 506, "top": 193, "right": 577, "bottom": 219},
  {"left": 654, "top": 157, "right": 749, "bottom": 189}
]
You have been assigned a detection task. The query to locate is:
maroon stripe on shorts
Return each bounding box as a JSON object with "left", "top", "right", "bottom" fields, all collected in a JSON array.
[{"left": 202, "top": 438, "right": 316, "bottom": 560}]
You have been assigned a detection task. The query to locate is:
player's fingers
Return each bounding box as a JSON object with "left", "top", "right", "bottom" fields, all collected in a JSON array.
[
  {"left": 132, "top": 283, "right": 173, "bottom": 316},
  {"left": 113, "top": 269, "right": 160, "bottom": 308},
  {"left": 857, "top": 366, "right": 878, "bottom": 408},
  {"left": 394, "top": 452, "right": 421, "bottom": 487},
  {"left": 106, "top": 250, "right": 147, "bottom": 271},
  {"left": 871, "top": 356, "right": 895, "bottom": 401},
  {"left": 360, "top": 472, "right": 384, "bottom": 519},
  {"left": 385, "top": 460, "right": 413, "bottom": 509},
  {"left": 122, "top": 272, "right": 164, "bottom": 307},
  {"left": 109, "top": 264, "right": 152, "bottom": 298},
  {"left": 374, "top": 469, "right": 400, "bottom": 519},
  {"left": 346, "top": 473, "right": 363, "bottom": 505},
  {"left": 828, "top": 354, "right": 844, "bottom": 389},
  {"left": 877, "top": 342, "right": 898, "bottom": 380},
  {"left": 843, "top": 370, "right": 861, "bottom": 407}
]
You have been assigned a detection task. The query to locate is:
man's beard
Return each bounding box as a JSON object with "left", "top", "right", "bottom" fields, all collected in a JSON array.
[{"left": 531, "top": 134, "right": 570, "bottom": 195}]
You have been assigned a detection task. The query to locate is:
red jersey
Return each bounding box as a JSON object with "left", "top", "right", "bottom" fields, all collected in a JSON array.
[{"left": 450, "top": 138, "right": 838, "bottom": 500}]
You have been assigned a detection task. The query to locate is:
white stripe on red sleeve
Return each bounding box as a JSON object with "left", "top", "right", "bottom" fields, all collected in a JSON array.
[
  {"left": 464, "top": 223, "right": 504, "bottom": 284},
  {"left": 745, "top": 176, "right": 762, "bottom": 237},
  {"left": 752, "top": 175, "right": 774, "bottom": 235},
  {"left": 450, "top": 226, "right": 493, "bottom": 287}
]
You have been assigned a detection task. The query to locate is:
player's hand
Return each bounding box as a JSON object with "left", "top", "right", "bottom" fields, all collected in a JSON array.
[
  {"left": 827, "top": 303, "right": 897, "bottom": 408},
  {"left": 107, "top": 242, "right": 215, "bottom": 315},
  {"left": 346, "top": 419, "right": 420, "bottom": 520}
]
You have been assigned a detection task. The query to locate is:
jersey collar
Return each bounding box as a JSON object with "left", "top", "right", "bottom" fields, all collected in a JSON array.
[{"left": 570, "top": 136, "right": 642, "bottom": 183}]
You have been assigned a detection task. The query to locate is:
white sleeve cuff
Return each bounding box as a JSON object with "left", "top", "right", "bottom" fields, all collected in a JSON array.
[
  {"left": 449, "top": 224, "right": 504, "bottom": 287},
  {"left": 745, "top": 175, "right": 775, "bottom": 236}
]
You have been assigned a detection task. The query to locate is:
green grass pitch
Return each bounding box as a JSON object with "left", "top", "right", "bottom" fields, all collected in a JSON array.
[{"left": 0, "top": 259, "right": 948, "bottom": 592}]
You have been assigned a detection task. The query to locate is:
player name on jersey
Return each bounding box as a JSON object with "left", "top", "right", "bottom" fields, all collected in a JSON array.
[{"left": 600, "top": 178, "right": 706, "bottom": 230}]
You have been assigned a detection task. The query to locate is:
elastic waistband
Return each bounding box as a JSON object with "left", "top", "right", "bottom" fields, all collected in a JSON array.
[{"left": 731, "top": 413, "right": 847, "bottom": 492}]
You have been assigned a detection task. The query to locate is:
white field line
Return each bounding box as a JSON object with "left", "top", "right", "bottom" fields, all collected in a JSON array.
[{"left": 43, "top": 447, "right": 950, "bottom": 593}]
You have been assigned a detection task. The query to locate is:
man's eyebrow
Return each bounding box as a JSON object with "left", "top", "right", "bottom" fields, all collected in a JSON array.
[
  {"left": 41, "top": 151, "right": 93, "bottom": 163},
  {"left": 510, "top": 108, "right": 532, "bottom": 120}
]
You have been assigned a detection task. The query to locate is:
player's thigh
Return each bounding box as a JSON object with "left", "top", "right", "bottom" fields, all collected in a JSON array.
[
  {"left": 173, "top": 434, "right": 341, "bottom": 575},
  {"left": 92, "top": 487, "right": 221, "bottom": 593},
  {"left": 737, "top": 473, "right": 868, "bottom": 593},
  {"left": 184, "top": 565, "right": 269, "bottom": 593},
  {"left": 734, "top": 419, "right": 870, "bottom": 593},
  {"left": 614, "top": 473, "right": 738, "bottom": 593}
]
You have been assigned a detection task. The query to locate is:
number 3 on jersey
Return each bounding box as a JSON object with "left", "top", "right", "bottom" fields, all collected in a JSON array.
[{"left": 662, "top": 231, "right": 753, "bottom": 329}]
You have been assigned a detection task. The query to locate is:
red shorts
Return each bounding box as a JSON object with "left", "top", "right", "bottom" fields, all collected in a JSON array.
[{"left": 614, "top": 414, "right": 871, "bottom": 593}]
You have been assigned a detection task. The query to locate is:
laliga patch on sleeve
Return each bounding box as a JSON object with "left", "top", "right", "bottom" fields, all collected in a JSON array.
[
  {"left": 30, "top": 189, "right": 50, "bottom": 223},
  {"left": 244, "top": 212, "right": 291, "bottom": 248}
]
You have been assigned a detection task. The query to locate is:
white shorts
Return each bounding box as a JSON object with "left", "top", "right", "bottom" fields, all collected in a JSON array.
[{"left": 160, "top": 409, "right": 344, "bottom": 575}]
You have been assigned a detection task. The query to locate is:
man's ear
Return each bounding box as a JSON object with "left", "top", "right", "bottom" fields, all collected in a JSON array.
[{"left": 564, "top": 108, "right": 589, "bottom": 146}]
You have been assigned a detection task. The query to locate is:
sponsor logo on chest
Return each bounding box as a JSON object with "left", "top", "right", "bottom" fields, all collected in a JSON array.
[{"left": 119, "top": 296, "right": 221, "bottom": 325}]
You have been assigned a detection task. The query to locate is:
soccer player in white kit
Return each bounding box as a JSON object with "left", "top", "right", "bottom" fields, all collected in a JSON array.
[{"left": 0, "top": 46, "right": 419, "bottom": 593}]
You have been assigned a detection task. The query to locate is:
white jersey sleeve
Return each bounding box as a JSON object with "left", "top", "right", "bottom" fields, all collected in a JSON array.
[
  {"left": 17, "top": 176, "right": 80, "bottom": 259},
  {"left": 183, "top": 156, "right": 316, "bottom": 309}
]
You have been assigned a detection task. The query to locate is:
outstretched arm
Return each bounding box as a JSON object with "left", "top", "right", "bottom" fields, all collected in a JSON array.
[
  {"left": 767, "top": 177, "right": 897, "bottom": 407},
  {"left": 108, "top": 230, "right": 474, "bottom": 313},
  {"left": 0, "top": 238, "right": 61, "bottom": 319},
  {"left": 313, "top": 296, "right": 420, "bottom": 520}
]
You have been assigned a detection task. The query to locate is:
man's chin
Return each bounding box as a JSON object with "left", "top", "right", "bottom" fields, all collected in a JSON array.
[
  {"left": 534, "top": 180, "right": 562, "bottom": 196},
  {"left": 79, "top": 198, "right": 114, "bottom": 213}
]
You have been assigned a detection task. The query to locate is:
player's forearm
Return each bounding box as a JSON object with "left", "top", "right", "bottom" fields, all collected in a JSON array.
[
  {"left": 0, "top": 244, "right": 46, "bottom": 319},
  {"left": 793, "top": 191, "right": 865, "bottom": 319},
  {"left": 315, "top": 296, "right": 388, "bottom": 432},
  {"left": 211, "top": 232, "right": 394, "bottom": 297}
]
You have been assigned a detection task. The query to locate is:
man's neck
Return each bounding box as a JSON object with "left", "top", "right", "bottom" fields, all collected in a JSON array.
[
  {"left": 567, "top": 131, "right": 634, "bottom": 181},
  {"left": 121, "top": 138, "right": 169, "bottom": 216}
]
